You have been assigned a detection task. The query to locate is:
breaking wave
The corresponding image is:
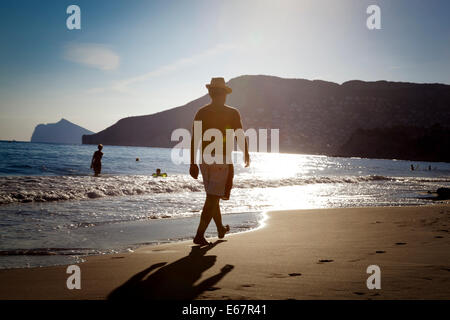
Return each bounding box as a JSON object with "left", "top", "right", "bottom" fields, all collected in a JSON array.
[{"left": 1, "top": 174, "right": 448, "bottom": 205}]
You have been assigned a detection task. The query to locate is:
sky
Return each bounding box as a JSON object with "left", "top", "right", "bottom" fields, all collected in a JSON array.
[{"left": 0, "top": 0, "right": 449, "bottom": 141}]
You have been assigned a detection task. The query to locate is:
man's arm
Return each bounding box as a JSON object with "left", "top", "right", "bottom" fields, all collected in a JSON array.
[
  {"left": 190, "top": 112, "right": 201, "bottom": 178},
  {"left": 190, "top": 123, "right": 196, "bottom": 165},
  {"left": 90, "top": 152, "right": 95, "bottom": 169},
  {"left": 234, "top": 110, "right": 250, "bottom": 167},
  {"left": 190, "top": 113, "right": 201, "bottom": 165}
]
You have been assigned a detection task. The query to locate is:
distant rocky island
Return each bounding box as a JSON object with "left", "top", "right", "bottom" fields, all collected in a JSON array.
[
  {"left": 82, "top": 75, "right": 450, "bottom": 162},
  {"left": 31, "top": 118, "right": 94, "bottom": 144}
]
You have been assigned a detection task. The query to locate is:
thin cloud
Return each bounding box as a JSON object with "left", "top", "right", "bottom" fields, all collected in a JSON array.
[
  {"left": 64, "top": 43, "right": 120, "bottom": 71},
  {"left": 89, "top": 43, "right": 235, "bottom": 94}
]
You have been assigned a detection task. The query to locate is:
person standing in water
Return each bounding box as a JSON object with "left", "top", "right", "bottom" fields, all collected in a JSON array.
[
  {"left": 190, "top": 77, "right": 250, "bottom": 246},
  {"left": 90, "top": 144, "right": 103, "bottom": 177}
]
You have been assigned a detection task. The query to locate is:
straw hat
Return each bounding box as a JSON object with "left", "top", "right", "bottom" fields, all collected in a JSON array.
[{"left": 205, "top": 77, "right": 232, "bottom": 94}]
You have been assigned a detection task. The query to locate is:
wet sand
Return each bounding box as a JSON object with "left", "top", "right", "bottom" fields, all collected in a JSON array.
[{"left": 0, "top": 204, "right": 449, "bottom": 300}]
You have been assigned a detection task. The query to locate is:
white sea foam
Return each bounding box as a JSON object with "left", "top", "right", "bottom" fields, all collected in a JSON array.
[{"left": 1, "top": 174, "right": 449, "bottom": 205}]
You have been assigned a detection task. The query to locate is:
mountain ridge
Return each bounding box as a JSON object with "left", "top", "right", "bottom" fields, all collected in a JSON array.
[{"left": 82, "top": 75, "right": 450, "bottom": 161}]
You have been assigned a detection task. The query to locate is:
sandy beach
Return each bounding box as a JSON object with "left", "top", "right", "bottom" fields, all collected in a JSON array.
[{"left": 0, "top": 204, "right": 449, "bottom": 300}]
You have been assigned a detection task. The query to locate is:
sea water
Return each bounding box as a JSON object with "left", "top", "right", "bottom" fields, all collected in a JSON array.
[{"left": 0, "top": 141, "right": 449, "bottom": 268}]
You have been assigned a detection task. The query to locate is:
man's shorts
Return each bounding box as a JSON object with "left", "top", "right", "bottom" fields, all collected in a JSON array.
[{"left": 200, "top": 163, "right": 234, "bottom": 200}]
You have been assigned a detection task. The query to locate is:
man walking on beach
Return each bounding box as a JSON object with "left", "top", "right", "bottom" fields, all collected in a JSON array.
[{"left": 190, "top": 77, "right": 250, "bottom": 246}]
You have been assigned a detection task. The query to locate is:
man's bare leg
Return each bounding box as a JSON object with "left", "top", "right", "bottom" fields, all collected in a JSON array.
[
  {"left": 212, "top": 200, "right": 229, "bottom": 238},
  {"left": 211, "top": 199, "right": 222, "bottom": 230},
  {"left": 194, "top": 194, "right": 218, "bottom": 245}
]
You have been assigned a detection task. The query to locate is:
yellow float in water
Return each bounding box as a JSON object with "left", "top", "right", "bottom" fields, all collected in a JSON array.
[{"left": 152, "top": 168, "right": 167, "bottom": 177}]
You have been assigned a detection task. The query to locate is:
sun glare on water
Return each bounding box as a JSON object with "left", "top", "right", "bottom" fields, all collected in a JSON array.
[{"left": 246, "top": 152, "right": 327, "bottom": 179}]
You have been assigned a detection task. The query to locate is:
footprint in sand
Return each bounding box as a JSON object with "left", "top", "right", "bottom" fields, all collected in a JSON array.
[
  {"left": 395, "top": 242, "right": 407, "bottom": 245},
  {"left": 318, "top": 259, "right": 334, "bottom": 264},
  {"left": 375, "top": 250, "right": 386, "bottom": 254},
  {"left": 435, "top": 236, "right": 444, "bottom": 239},
  {"left": 289, "top": 273, "right": 302, "bottom": 277},
  {"left": 240, "top": 284, "right": 255, "bottom": 288},
  {"left": 353, "top": 292, "right": 365, "bottom": 296}
]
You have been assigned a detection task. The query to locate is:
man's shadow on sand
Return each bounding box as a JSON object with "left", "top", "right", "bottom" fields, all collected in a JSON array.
[{"left": 108, "top": 240, "right": 233, "bottom": 300}]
